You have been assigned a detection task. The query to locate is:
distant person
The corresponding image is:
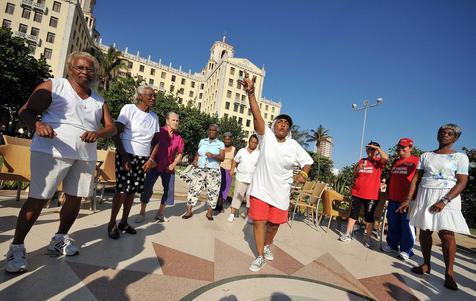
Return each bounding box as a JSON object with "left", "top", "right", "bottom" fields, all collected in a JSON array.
[
  {"left": 216, "top": 132, "right": 236, "bottom": 212},
  {"left": 240, "top": 73, "right": 313, "bottom": 272},
  {"left": 6, "top": 52, "right": 116, "bottom": 273},
  {"left": 227, "top": 134, "right": 260, "bottom": 223},
  {"left": 182, "top": 124, "right": 225, "bottom": 220},
  {"left": 339, "top": 141, "right": 388, "bottom": 248},
  {"left": 107, "top": 86, "right": 160, "bottom": 239},
  {"left": 136, "top": 112, "right": 184, "bottom": 223},
  {"left": 381, "top": 138, "right": 419, "bottom": 260},
  {"left": 398, "top": 124, "right": 469, "bottom": 290}
]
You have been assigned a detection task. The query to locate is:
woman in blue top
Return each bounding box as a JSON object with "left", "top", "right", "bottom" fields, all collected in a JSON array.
[{"left": 182, "top": 124, "right": 225, "bottom": 220}]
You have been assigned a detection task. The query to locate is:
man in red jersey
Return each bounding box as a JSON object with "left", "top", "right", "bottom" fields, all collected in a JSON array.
[
  {"left": 381, "top": 138, "right": 419, "bottom": 260},
  {"left": 339, "top": 141, "right": 388, "bottom": 248}
]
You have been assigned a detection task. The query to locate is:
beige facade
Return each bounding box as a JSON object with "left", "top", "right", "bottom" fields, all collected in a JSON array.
[
  {"left": 1, "top": 0, "right": 97, "bottom": 77},
  {"left": 98, "top": 38, "right": 281, "bottom": 137},
  {"left": 316, "top": 138, "right": 333, "bottom": 159}
]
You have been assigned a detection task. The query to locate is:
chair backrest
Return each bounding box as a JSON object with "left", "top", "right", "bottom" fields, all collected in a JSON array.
[
  {"left": 321, "top": 189, "right": 344, "bottom": 215},
  {"left": 2, "top": 135, "right": 32, "bottom": 147},
  {"left": 98, "top": 150, "right": 116, "bottom": 181},
  {"left": 0, "top": 144, "right": 31, "bottom": 179},
  {"left": 302, "top": 180, "right": 316, "bottom": 192},
  {"left": 308, "top": 182, "right": 328, "bottom": 205}
]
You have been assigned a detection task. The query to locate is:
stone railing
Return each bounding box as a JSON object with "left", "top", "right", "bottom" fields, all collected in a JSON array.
[{"left": 13, "top": 31, "right": 39, "bottom": 43}]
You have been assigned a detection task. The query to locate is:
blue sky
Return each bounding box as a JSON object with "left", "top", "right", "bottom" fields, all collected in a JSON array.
[{"left": 95, "top": 0, "right": 476, "bottom": 168}]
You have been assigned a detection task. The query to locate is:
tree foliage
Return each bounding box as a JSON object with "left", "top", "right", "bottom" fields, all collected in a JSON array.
[
  {"left": 291, "top": 124, "right": 310, "bottom": 149},
  {"left": 89, "top": 45, "right": 127, "bottom": 91},
  {"left": 461, "top": 147, "right": 476, "bottom": 228},
  {"left": 308, "top": 152, "right": 333, "bottom": 183},
  {"left": 0, "top": 28, "right": 51, "bottom": 133}
]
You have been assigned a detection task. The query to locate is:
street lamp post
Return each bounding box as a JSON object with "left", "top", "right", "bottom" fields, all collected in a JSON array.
[{"left": 352, "top": 97, "right": 384, "bottom": 159}]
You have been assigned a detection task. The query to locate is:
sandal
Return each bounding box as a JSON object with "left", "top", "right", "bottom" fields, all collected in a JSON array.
[
  {"left": 206, "top": 214, "right": 214, "bottom": 221},
  {"left": 411, "top": 265, "right": 431, "bottom": 275},
  {"left": 182, "top": 212, "right": 193, "bottom": 219},
  {"left": 118, "top": 222, "right": 137, "bottom": 234},
  {"left": 108, "top": 226, "right": 120, "bottom": 239},
  {"left": 444, "top": 274, "right": 458, "bottom": 290}
]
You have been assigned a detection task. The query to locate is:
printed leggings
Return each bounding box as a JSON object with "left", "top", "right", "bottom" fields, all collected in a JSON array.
[{"left": 187, "top": 167, "right": 221, "bottom": 209}]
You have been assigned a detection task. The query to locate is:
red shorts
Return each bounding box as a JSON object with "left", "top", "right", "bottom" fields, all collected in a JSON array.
[{"left": 248, "top": 196, "right": 288, "bottom": 224}]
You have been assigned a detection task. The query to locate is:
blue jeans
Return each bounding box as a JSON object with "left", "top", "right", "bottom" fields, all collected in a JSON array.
[
  {"left": 386, "top": 200, "right": 415, "bottom": 256},
  {"left": 140, "top": 169, "right": 175, "bottom": 206}
]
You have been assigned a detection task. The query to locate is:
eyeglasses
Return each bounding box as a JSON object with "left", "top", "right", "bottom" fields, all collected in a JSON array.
[
  {"left": 73, "top": 65, "right": 96, "bottom": 74},
  {"left": 141, "top": 93, "right": 155, "bottom": 98}
]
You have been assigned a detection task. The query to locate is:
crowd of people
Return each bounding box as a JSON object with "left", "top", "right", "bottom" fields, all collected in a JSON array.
[{"left": 3, "top": 51, "right": 470, "bottom": 291}]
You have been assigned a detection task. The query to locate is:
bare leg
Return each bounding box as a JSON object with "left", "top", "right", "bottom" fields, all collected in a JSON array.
[
  {"left": 12, "top": 197, "right": 48, "bottom": 244},
  {"left": 419, "top": 229, "right": 433, "bottom": 272},
  {"left": 120, "top": 193, "right": 135, "bottom": 224},
  {"left": 345, "top": 217, "right": 357, "bottom": 235},
  {"left": 230, "top": 207, "right": 236, "bottom": 215},
  {"left": 365, "top": 222, "right": 374, "bottom": 238},
  {"left": 109, "top": 192, "right": 126, "bottom": 231},
  {"left": 439, "top": 230, "right": 456, "bottom": 276},
  {"left": 206, "top": 207, "right": 213, "bottom": 219},
  {"left": 157, "top": 204, "right": 166, "bottom": 216},
  {"left": 57, "top": 195, "right": 82, "bottom": 234},
  {"left": 253, "top": 220, "right": 267, "bottom": 257},
  {"left": 139, "top": 202, "right": 147, "bottom": 216},
  {"left": 264, "top": 222, "right": 280, "bottom": 246}
]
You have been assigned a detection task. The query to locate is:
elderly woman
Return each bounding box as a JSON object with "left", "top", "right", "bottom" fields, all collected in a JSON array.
[
  {"left": 215, "top": 132, "right": 236, "bottom": 212},
  {"left": 182, "top": 124, "right": 225, "bottom": 220},
  {"left": 6, "top": 52, "right": 116, "bottom": 273},
  {"left": 107, "top": 86, "right": 160, "bottom": 239},
  {"left": 398, "top": 124, "right": 469, "bottom": 290},
  {"left": 240, "top": 74, "right": 313, "bottom": 272}
]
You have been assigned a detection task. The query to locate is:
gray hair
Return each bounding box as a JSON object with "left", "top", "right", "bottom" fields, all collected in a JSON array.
[
  {"left": 223, "top": 132, "right": 233, "bottom": 138},
  {"left": 67, "top": 51, "right": 99, "bottom": 74},
  {"left": 166, "top": 111, "right": 179, "bottom": 120},
  {"left": 208, "top": 123, "right": 220, "bottom": 132},
  {"left": 135, "top": 85, "right": 154, "bottom": 102},
  {"left": 439, "top": 123, "right": 462, "bottom": 140}
]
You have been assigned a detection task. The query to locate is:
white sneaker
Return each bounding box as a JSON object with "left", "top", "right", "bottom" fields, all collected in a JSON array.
[
  {"left": 227, "top": 214, "right": 235, "bottom": 223},
  {"left": 249, "top": 256, "right": 266, "bottom": 272},
  {"left": 155, "top": 214, "right": 169, "bottom": 222},
  {"left": 134, "top": 215, "right": 145, "bottom": 223},
  {"left": 399, "top": 251, "right": 410, "bottom": 261},
  {"left": 48, "top": 234, "right": 79, "bottom": 256},
  {"left": 338, "top": 233, "right": 352, "bottom": 242},
  {"left": 381, "top": 244, "right": 398, "bottom": 254},
  {"left": 264, "top": 245, "right": 274, "bottom": 261},
  {"left": 5, "top": 244, "right": 27, "bottom": 273}
]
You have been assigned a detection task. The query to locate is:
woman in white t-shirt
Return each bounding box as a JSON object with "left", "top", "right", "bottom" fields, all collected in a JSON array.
[
  {"left": 108, "top": 86, "right": 160, "bottom": 239},
  {"left": 227, "top": 134, "right": 260, "bottom": 223},
  {"left": 398, "top": 124, "right": 469, "bottom": 290},
  {"left": 240, "top": 74, "right": 314, "bottom": 272}
]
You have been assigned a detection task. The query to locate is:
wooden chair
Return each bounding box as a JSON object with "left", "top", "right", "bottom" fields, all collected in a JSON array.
[
  {"left": 0, "top": 144, "right": 31, "bottom": 201},
  {"left": 318, "top": 189, "right": 350, "bottom": 231},
  {"left": 93, "top": 150, "right": 116, "bottom": 206},
  {"left": 290, "top": 182, "right": 328, "bottom": 228},
  {"left": 2, "top": 135, "right": 32, "bottom": 146}
]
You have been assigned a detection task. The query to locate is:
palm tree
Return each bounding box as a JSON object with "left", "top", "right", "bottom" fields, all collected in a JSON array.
[
  {"left": 90, "top": 46, "right": 127, "bottom": 91},
  {"left": 307, "top": 125, "right": 332, "bottom": 181},
  {"left": 291, "top": 124, "right": 310, "bottom": 149}
]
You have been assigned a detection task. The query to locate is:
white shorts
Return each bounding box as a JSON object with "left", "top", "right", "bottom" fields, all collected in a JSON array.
[
  {"left": 29, "top": 151, "right": 96, "bottom": 199},
  {"left": 231, "top": 180, "right": 251, "bottom": 209}
]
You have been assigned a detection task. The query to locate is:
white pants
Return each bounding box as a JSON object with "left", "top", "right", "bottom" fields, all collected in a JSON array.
[{"left": 231, "top": 180, "right": 250, "bottom": 210}]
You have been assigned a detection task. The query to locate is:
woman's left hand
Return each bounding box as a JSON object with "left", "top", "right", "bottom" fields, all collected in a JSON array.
[
  {"left": 205, "top": 152, "right": 215, "bottom": 158},
  {"left": 142, "top": 159, "right": 156, "bottom": 172},
  {"left": 295, "top": 174, "right": 306, "bottom": 184},
  {"left": 429, "top": 200, "right": 446, "bottom": 213},
  {"left": 80, "top": 131, "right": 98, "bottom": 143}
]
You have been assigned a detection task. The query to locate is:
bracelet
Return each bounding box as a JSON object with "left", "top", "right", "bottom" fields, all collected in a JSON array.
[
  {"left": 148, "top": 157, "right": 156, "bottom": 164},
  {"left": 246, "top": 88, "right": 255, "bottom": 95},
  {"left": 299, "top": 171, "right": 309, "bottom": 179},
  {"left": 441, "top": 196, "right": 450, "bottom": 205}
]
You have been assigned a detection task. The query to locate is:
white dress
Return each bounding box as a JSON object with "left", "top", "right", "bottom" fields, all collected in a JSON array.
[{"left": 408, "top": 152, "right": 470, "bottom": 234}]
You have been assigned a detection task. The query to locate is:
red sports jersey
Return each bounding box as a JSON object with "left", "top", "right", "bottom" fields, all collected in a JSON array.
[
  {"left": 388, "top": 155, "right": 419, "bottom": 201},
  {"left": 351, "top": 158, "right": 384, "bottom": 200}
]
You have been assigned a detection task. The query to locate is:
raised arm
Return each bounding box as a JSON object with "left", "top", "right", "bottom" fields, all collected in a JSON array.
[{"left": 240, "top": 73, "right": 264, "bottom": 135}]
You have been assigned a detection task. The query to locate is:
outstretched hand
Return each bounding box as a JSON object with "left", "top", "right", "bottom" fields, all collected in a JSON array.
[{"left": 238, "top": 72, "right": 256, "bottom": 94}]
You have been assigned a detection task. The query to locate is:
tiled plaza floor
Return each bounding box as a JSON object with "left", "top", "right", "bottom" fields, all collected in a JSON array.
[{"left": 0, "top": 185, "right": 475, "bottom": 301}]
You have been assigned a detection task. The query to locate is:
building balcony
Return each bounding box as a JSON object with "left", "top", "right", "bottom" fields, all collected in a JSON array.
[
  {"left": 13, "top": 31, "right": 39, "bottom": 43},
  {"left": 21, "top": 0, "right": 47, "bottom": 12}
]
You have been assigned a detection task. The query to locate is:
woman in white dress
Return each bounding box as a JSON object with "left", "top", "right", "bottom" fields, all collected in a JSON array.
[{"left": 398, "top": 124, "right": 469, "bottom": 290}]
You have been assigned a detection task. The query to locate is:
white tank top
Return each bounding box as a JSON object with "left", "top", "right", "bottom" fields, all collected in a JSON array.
[{"left": 31, "top": 78, "right": 104, "bottom": 161}]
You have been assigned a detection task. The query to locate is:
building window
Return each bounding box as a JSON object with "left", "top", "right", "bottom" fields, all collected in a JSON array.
[
  {"left": 272, "top": 107, "right": 275, "bottom": 113},
  {"left": 233, "top": 103, "right": 239, "bottom": 112},
  {"left": 200, "top": 83, "right": 204, "bottom": 89},
  {"left": 161, "top": 71, "right": 166, "bottom": 79},
  {"left": 170, "top": 85, "right": 174, "bottom": 92},
  {"left": 235, "top": 93, "right": 240, "bottom": 101},
  {"left": 178, "top": 88, "right": 184, "bottom": 95},
  {"left": 49, "top": 16, "right": 58, "bottom": 28},
  {"left": 271, "top": 115, "right": 274, "bottom": 120},
  {"left": 230, "top": 67, "right": 235, "bottom": 75},
  {"left": 241, "top": 95, "right": 246, "bottom": 101},
  {"left": 199, "top": 93, "right": 203, "bottom": 99},
  {"left": 22, "top": 8, "right": 31, "bottom": 19},
  {"left": 171, "top": 75, "right": 176, "bottom": 82},
  {"left": 238, "top": 117, "right": 243, "bottom": 125},
  {"left": 198, "top": 103, "right": 201, "bottom": 109},
  {"left": 239, "top": 70, "right": 243, "bottom": 77},
  {"left": 30, "top": 27, "right": 39, "bottom": 37},
  {"left": 150, "top": 68, "right": 155, "bottom": 75},
  {"left": 180, "top": 78, "right": 185, "bottom": 85},
  {"left": 43, "top": 48, "right": 52, "bottom": 59},
  {"left": 190, "top": 81, "right": 195, "bottom": 88},
  {"left": 189, "top": 91, "right": 194, "bottom": 97},
  {"left": 246, "top": 120, "right": 251, "bottom": 127},
  {"left": 2, "top": 19, "right": 11, "bottom": 29},
  {"left": 18, "top": 23, "right": 27, "bottom": 33},
  {"left": 33, "top": 11, "right": 42, "bottom": 22},
  {"left": 46, "top": 32, "right": 55, "bottom": 43},
  {"left": 127, "top": 61, "right": 133, "bottom": 68},
  {"left": 226, "top": 90, "right": 232, "bottom": 98},
  {"left": 224, "top": 113, "right": 228, "bottom": 118},
  {"left": 177, "top": 97, "right": 183, "bottom": 104},
  {"left": 149, "top": 79, "right": 154, "bottom": 85},
  {"left": 265, "top": 104, "right": 269, "bottom": 111},
  {"left": 139, "top": 65, "right": 145, "bottom": 72},
  {"left": 52, "top": 1, "right": 61, "bottom": 13},
  {"left": 26, "top": 42, "right": 35, "bottom": 54},
  {"left": 225, "top": 102, "right": 230, "bottom": 110},
  {"left": 228, "top": 79, "right": 233, "bottom": 87},
  {"left": 264, "top": 113, "right": 268, "bottom": 119},
  {"left": 5, "top": 3, "right": 15, "bottom": 15},
  {"left": 159, "top": 82, "right": 165, "bottom": 89},
  {"left": 248, "top": 109, "right": 251, "bottom": 116},
  {"left": 240, "top": 106, "right": 244, "bottom": 114}
]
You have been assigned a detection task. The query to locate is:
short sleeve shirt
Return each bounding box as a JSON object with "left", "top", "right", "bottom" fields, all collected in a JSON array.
[
  {"left": 388, "top": 155, "right": 419, "bottom": 201},
  {"left": 248, "top": 127, "right": 314, "bottom": 210},
  {"left": 418, "top": 152, "right": 469, "bottom": 189},
  {"left": 117, "top": 104, "right": 160, "bottom": 157},
  {"left": 154, "top": 126, "right": 185, "bottom": 173},
  {"left": 197, "top": 138, "right": 225, "bottom": 169},
  {"left": 234, "top": 148, "right": 260, "bottom": 184},
  {"left": 351, "top": 157, "right": 385, "bottom": 201}
]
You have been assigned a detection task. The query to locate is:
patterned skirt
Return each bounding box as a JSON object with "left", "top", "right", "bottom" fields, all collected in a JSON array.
[{"left": 115, "top": 152, "right": 148, "bottom": 194}]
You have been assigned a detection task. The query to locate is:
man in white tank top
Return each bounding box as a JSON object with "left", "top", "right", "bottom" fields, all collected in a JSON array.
[{"left": 5, "top": 52, "right": 116, "bottom": 274}]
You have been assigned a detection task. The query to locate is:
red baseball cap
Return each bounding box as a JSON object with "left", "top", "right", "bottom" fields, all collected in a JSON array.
[{"left": 398, "top": 138, "right": 413, "bottom": 147}]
